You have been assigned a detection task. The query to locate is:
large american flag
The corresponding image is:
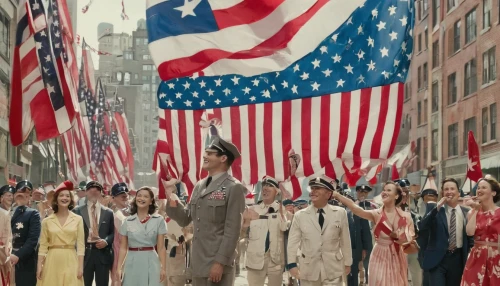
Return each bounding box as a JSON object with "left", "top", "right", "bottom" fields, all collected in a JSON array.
[
  {"left": 148, "top": 0, "right": 414, "bottom": 197},
  {"left": 10, "top": 0, "right": 78, "bottom": 146}
]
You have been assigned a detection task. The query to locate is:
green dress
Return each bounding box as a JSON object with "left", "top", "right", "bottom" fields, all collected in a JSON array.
[{"left": 119, "top": 214, "right": 167, "bottom": 286}]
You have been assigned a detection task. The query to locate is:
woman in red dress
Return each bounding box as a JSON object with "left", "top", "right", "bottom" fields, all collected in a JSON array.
[{"left": 461, "top": 177, "right": 500, "bottom": 286}]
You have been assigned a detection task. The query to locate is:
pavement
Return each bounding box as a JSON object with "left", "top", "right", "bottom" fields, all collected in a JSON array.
[{"left": 235, "top": 267, "right": 250, "bottom": 286}]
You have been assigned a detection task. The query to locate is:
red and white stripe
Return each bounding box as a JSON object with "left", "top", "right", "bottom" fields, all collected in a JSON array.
[
  {"left": 114, "top": 111, "right": 135, "bottom": 187},
  {"left": 155, "top": 83, "right": 403, "bottom": 193}
]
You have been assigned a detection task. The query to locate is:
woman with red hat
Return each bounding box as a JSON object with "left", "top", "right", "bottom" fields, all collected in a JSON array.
[{"left": 36, "top": 181, "right": 85, "bottom": 285}]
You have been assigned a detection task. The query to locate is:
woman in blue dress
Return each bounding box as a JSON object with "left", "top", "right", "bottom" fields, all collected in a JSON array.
[{"left": 116, "top": 187, "right": 167, "bottom": 285}]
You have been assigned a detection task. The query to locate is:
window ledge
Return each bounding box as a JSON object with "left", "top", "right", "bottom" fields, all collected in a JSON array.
[
  {"left": 481, "top": 80, "right": 497, "bottom": 90},
  {"left": 464, "top": 39, "right": 477, "bottom": 49},
  {"left": 446, "top": 7, "right": 458, "bottom": 16},
  {"left": 481, "top": 140, "right": 498, "bottom": 147},
  {"left": 480, "top": 27, "right": 492, "bottom": 36},
  {"left": 448, "top": 49, "right": 461, "bottom": 59},
  {"left": 447, "top": 102, "right": 458, "bottom": 108},
  {"left": 463, "top": 92, "right": 478, "bottom": 100},
  {"left": 417, "top": 123, "right": 428, "bottom": 128},
  {"left": 447, "top": 155, "right": 459, "bottom": 160},
  {"left": 404, "top": 97, "right": 411, "bottom": 103}
]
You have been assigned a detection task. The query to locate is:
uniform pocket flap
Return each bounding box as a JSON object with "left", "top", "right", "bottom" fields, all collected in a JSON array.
[
  {"left": 208, "top": 199, "right": 226, "bottom": 207},
  {"left": 335, "top": 251, "right": 343, "bottom": 260}
]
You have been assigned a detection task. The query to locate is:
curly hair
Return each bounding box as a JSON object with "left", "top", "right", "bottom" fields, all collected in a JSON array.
[
  {"left": 51, "top": 190, "right": 75, "bottom": 213},
  {"left": 384, "top": 181, "right": 403, "bottom": 206},
  {"left": 477, "top": 177, "right": 500, "bottom": 203},
  {"left": 130, "top": 187, "right": 158, "bottom": 215}
]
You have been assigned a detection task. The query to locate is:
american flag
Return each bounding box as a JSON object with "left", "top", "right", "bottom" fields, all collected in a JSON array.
[
  {"left": 149, "top": 0, "right": 414, "bottom": 197},
  {"left": 113, "top": 98, "right": 135, "bottom": 188},
  {"left": 10, "top": 0, "right": 78, "bottom": 146}
]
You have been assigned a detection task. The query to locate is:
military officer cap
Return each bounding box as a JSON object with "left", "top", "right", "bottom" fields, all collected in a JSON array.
[
  {"left": 421, "top": 189, "right": 438, "bottom": 197},
  {"left": 206, "top": 136, "right": 241, "bottom": 160},
  {"left": 308, "top": 176, "right": 339, "bottom": 192},
  {"left": 0, "top": 185, "right": 15, "bottom": 196},
  {"left": 15, "top": 180, "right": 33, "bottom": 193},
  {"left": 356, "top": 185, "right": 373, "bottom": 193},
  {"left": 282, "top": 199, "right": 294, "bottom": 206},
  {"left": 86, "top": 181, "right": 103, "bottom": 192},
  {"left": 78, "top": 181, "right": 87, "bottom": 191},
  {"left": 394, "top": 178, "right": 410, "bottom": 188},
  {"left": 111, "top": 182, "right": 129, "bottom": 197},
  {"left": 293, "top": 199, "right": 308, "bottom": 206},
  {"left": 261, "top": 176, "right": 279, "bottom": 189}
]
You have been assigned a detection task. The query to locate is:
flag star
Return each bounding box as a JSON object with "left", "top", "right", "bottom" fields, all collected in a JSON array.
[
  {"left": 367, "top": 60, "right": 376, "bottom": 71},
  {"left": 311, "top": 82, "right": 320, "bottom": 91},
  {"left": 367, "top": 36, "right": 375, "bottom": 47},
  {"left": 381, "top": 71, "right": 390, "bottom": 79},
  {"left": 331, "top": 33, "right": 339, "bottom": 42},
  {"left": 322, "top": 69, "right": 332, "bottom": 77},
  {"left": 207, "top": 89, "right": 214, "bottom": 96},
  {"left": 344, "top": 64, "right": 354, "bottom": 74},
  {"left": 159, "top": 93, "right": 166, "bottom": 99},
  {"left": 40, "top": 31, "right": 46, "bottom": 37},
  {"left": 336, "top": 79, "right": 345, "bottom": 87},
  {"left": 232, "top": 97, "right": 239, "bottom": 103},
  {"left": 182, "top": 82, "right": 190, "bottom": 90},
  {"left": 184, "top": 100, "right": 192, "bottom": 107},
  {"left": 271, "top": 84, "right": 277, "bottom": 91},
  {"left": 400, "top": 16, "right": 408, "bottom": 26},
  {"left": 311, "top": 59, "right": 321, "bottom": 69},
  {"left": 32, "top": 2, "right": 40, "bottom": 10},
  {"left": 231, "top": 76, "right": 240, "bottom": 85},
  {"left": 402, "top": 41, "right": 408, "bottom": 52},
  {"left": 358, "top": 74, "right": 365, "bottom": 83},
  {"left": 300, "top": 72, "right": 309, "bottom": 80},
  {"left": 293, "top": 64, "right": 300, "bottom": 72},
  {"left": 55, "top": 31, "right": 60, "bottom": 38},
  {"left": 376, "top": 21, "right": 386, "bottom": 31},
  {"left": 167, "top": 83, "right": 175, "bottom": 89},
  {"left": 406, "top": 53, "right": 412, "bottom": 60},
  {"left": 347, "top": 16, "right": 353, "bottom": 25},
  {"left": 388, "top": 5, "right": 397, "bottom": 15},
  {"left": 250, "top": 96, "right": 256, "bottom": 102},
  {"left": 389, "top": 31, "right": 398, "bottom": 41},
  {"left": 397, "top": 73, "right": 403, "bottom": 78},
  {"left": 215, "top": 99, "right": 221, "bottom": 105},
  {"left": 54, "top": 20, "right": 59, "bottom": 27},
  {"left": 394, "top": 59, "right": 400, "bottom": 67},
  {"left": 174, "top": 0, "right": 202, "bottom": 18},
  {"left": 380, "top": 47, "right": 389, "bottom": 57},
  {"left": 252, "top": 79, "right": 260, "bottom": 86},
  {"left": 45, "top": 55, "right": 51, "bottom": 62},
  {"left": 281, "top": 81, "right": 289, "bottom": 88},
  {"left": 190, "top": 73, "right": 199, "bottom": 80},
  {"left": 214, "top": 78, "right": 222, "bottom": 86},
  {"left": 47, "top": 84, "right": 55, "bottom": 94},
  {"left": 43, "top": 67, "right": 49, "bottom": 74},
  {"left": 357, "top": 25, "right": 364, "bottom": 35},
  {"left": 223, "top": 88, "right": 231, "bottom": 96},
  {"left": 199, "top": 80, "right": 206, "bottom": 88},
  {"left": 371, "top": 9, "right": 378, "bottom": 19},
  {"left": 291, "top": 85, "right": 298, "bottom": 94},
  {"left": 262, "top": 90, "right": 271, "bottom": 98},
  {"left": 200, "top": 100, "right": 206, "bottom": 107},
  {"left": 320, "top": 46, "right": 328, "bottom": 54},
  {"left": 275, "top": 72, "right": 280, "bottom": 77},
  {"left": 192, "top": 91, "right": 199, "bottom": 98},
  {"left": 176, "top": 92, "right": 182, "bottom": 99},
  {"left": 357, "top": 50, "right": 365, "bottom": 61},
  {"left": 242, "top": 87, "right": 251, "bottom": 94},
  {"left": 36, "top": 42, "right": 42, "bottom": 49},
  {"left": 332, "top": 54, "right": 342, "bottom": 63}
]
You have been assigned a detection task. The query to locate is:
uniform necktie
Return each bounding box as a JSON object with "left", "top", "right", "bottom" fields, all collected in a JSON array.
[
  {"left": 206, "top": 177, "right": 212, "bottom": 187},
  {"left": 449, "top": 208, "right": 457, "bottom": 250},
  {"left": 91, "top": 204, "right": 99, "bottom": 238},
  {"left": 318, "top": 209, "right": 325, "bottom": 229}
]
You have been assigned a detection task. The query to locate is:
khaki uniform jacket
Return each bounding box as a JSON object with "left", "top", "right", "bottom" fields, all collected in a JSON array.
[
  {"left": 245, "top": 201, "right": 289, "bottom": 270},
  {"left": 287, "top": 205, "right": 352, "bottom": 282},
  {"left": 165, "top": 173, "right": 246, "bottom": 278}
]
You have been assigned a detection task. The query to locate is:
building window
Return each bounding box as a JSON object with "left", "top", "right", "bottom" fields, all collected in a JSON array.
[
  {"left": 134, "top": 73, "right": 138, "bottom": 80},
  {"left": 491, "top": 103, "right": 497, "bottom": 140},
  {"left": 448, "top": 73, "right": 457, "bottom": 104},
  {"left": 423, "top": 99, "right": 428, "bottom": 123},
  {"left": 464, "top": 117, "right": 477, "bottom": 152},
  {"left": 482, "top": 107, "right": 489, "bottom": 143},
  {"left": 425, "top": 28, "right": 429, "bottom": 49},
  {"left": 0, "top": 10, "right": 10, "bottom": 60},
  {"left": 464, "top": 58, "right": 477, "bottom": 96},
  {"left": 465, "top": 9, "right": 477, "bottom": 44},
  {"left": 418, "top": 34, "right": 422, "bottom": 52},
  {"left": 142, "top": 54, "right": 152, "bottom": 60},
  {"left": 484, "top": 0, "right": 492, "bottom": 29},
  {"left": 423, "top": 0, "right": 429, "bottom": 14},
  {"left": 432, "top": 40, "right": 439, "bottom": 68},
  {"left": 135, "top": 38, "right": 142, "bottom": 46},
  {"left": 432, "top": 0, "right": 440, "bottom": 27},
  {"left": 448, "top": 0, "right": 457, "bottom": 12},
  {"left": 404, "top": 83, "right": 411, "bottom": 100},
  {"left": 418, "top": 66, "right": 422, "bottom": 89},
  {"left": 432, "top": 129, "right": 438, "bottom": 162},
  {"left": 448, "top": 123, "right": 458, "bottom": 157},
  {"left": 452, "top": 20, "right": 461, "bottom": 54},
  {"left": 416, "top": 138, "right": 421, "bottom": 170},
  {"left": 418, "top": 101, "right": 422, "bottom": 125},
  {"left": 482, "top": 46, "right": 496, "bottom": 84},
  {"left": 142, "top": 84, "right": 150, "bottom": 91},
  {"left": 423, "top": 62, "right": 428, "bottom": 88},
  {"left": 432, "top": 81, "right": 439, "bottom": 113},
  {"left": 124, "top": 52, "right": 133, "bottom": 60}
]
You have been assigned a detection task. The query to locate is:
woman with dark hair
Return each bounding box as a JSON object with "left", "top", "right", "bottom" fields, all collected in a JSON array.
[
  {"left": 332, "top": 181, "right": 415, "bottom": 286},
  {"left": 116, "top": 187, "right": 167, "bottom": 285},
  {"left": 461, "top": 177, "right": 500, "bottom": 286},
  {"left": 36, "top": 181, "right": 85, "bottom": 285}
]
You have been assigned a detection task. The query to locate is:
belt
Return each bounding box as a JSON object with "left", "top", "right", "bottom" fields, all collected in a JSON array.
[
  {"left": 129, "top": 247, "right": 155, "bottom": 251},
  {"left": 446, "top": 247, "right": 461, "bottom": 254},
  {"left": 85, "top": 243, "right": 99, "bottom": 249},
  {"left": 49, "top": 245, "right": 75, "bottom": 250}
]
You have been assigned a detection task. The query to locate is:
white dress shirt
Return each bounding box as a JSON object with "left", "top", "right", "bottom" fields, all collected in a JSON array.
[{"left": 446, "top": 205, "right": 464, "bottom": 248}]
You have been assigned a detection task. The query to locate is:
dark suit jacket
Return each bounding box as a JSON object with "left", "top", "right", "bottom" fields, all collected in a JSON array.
[
  {"left": 11, "top": 206, "right": 41, "bottom": 266},
  {"left": 73, "top": 204, "right": 115, "bottom": 266},
  {"left": 419, "top": 204, "right": 473, "bottom": 270},
  {"left": 347, "top": 210, "right": 372, "bottom": 263},
  {"left": 416, "top": 202, "right": 435, "bottom": 268}
]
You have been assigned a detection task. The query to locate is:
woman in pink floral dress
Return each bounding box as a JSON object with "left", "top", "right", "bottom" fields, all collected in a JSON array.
[
  {"left": 461, "top": 178, "right": 500, "bottom": 286},
  {"left": 333, "top": 181, "right": 415, "bottom": 286}
]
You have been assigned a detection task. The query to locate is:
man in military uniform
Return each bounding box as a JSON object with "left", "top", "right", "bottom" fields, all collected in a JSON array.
[
  {"left": 355, "top": 184, "right": 375, "bottom": 285},
  {"left": 166, "top": 136, "right": 246, "bottom": 286},
  {"left": 242, "top": 176, "right": 288, "bottom": 286},
  {"left": 76, "top": 181, "right": 88, "bottom": 207},
  {"left": 10, "top": 180, "right": 41, "bottom": 286}
]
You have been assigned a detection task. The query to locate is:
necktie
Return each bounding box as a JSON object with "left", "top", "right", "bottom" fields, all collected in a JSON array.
[
  {"left": 206, "top": 177, "right": 212, "bottom": 187},
  {"left": 91, "top": 204, "right": 99, "bottom": 239},
  {"left": 449, "top": 209, "right": 457, "bottom": 250},
  {"left": 318, "top": 209, "right": 325, "bottom": 229}
]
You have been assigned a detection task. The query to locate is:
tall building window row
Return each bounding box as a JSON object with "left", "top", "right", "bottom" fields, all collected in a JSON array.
[
  {"left": 463, "top": 117, "right": 477, "bottom": 152},
  {"left": 465, "top": 9, "right": 477, "bottom": 44},
  {"left": 482, "top": 46, "right": 496, "bottom": 84},
  {"left": 464, "top": 58, "right": 477, "bottom": 96},
  {"left": 0, "top": 10, "right": 10, "bottom": 60},
  {"left": 448, "top": 123, "right": 458, "bottom": 157},
  {"left": 448, "top": 72, "right": 457, "bottom": 105}
]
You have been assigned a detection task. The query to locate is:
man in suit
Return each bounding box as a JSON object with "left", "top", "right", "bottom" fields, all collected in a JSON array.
[
  {"left": 73, "top": 181, "right": 115, "bottom": 286},
  {"left": 166, "top": 136, "right": 246, "bottom": 286},
  {"left": 287, "top": 176, "right": 352, "bottom": 286},
  {"left": 10, "top": 180, "right": 41, "bottom": 286},
  {"left": 355, "top": 184, "right": 375, "bottom": 285},
  {"left": 417, "top": 188, "right": 438, "bottom": 286},
  {"left": 419, "top": 178, "right": 473, "bottom": 286}
]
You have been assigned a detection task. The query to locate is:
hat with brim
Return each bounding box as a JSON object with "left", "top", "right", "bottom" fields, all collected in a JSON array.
[
  {"left": 261, "top": 176, "right": 279, "bottom": 190},
  {"left": 32, "top": 187, "right": 45, "bottom": 195},
  {"left": 86, "top": 181, "right": 103, "bottom": 192},
  {"left": 394, "top": 178, "right": 410, "bottom": 188},
  {"left": 111, "top": 183, "right": 129, "bottom": 197},
  {"left": 78, "top": 181, "right": 87, "bottom": 191},
  {"left": 15, "top": 180, "right": 33, "bottom": 193},
  {"left": 206, "top": 136, "right": 241, "bottom": 160},
  {"left": 0, "top": 185, "right": 15, "bottom": 196},
  {"left": 308, "top": 176, "right": 338, "bottom": 192},
  {"left": 54, "top": 181, "right": 74, "bottom": 195},
  {"left": 282, "top": 199, "right": 294, "bottom": 206},
  {"left": 293, "top": 199, "right": 308, "bottom": 206},
  {"left": 356, "top": 185, "right": 373, "bottom": 193},
  {"left": 421, "top": 189, "right": 438, "bottom": 197}
]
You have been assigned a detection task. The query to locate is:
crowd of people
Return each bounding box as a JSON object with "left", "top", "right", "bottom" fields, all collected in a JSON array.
[{"left": 0, "top": 135, "right": 500, "bottom": 286}]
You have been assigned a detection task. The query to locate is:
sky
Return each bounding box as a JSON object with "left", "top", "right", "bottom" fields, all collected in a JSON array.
[{"left": 74, "top": 0, "right": 148, "bottom": 67}]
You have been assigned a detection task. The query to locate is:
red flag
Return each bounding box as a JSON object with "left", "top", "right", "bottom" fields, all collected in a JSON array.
[
  {"left": 391, "top": 163, "right": 400, "bottom": 181},
  {"left": 466, "top": 131, "right": 483, "bottom": 182}
]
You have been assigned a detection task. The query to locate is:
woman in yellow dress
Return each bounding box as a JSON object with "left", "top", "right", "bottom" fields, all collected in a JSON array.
[{"left": 36, "top": 181, "right": 85, "bottom": 285}]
